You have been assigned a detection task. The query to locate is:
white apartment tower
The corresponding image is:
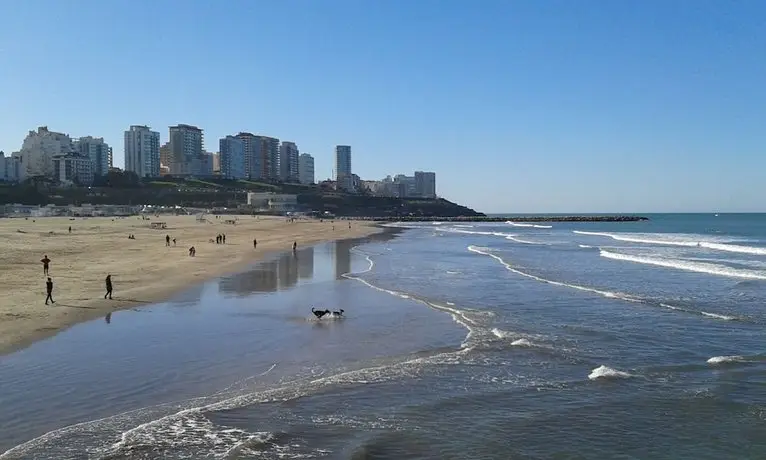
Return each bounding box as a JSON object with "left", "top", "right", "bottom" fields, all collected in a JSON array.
[
  {"left": 124, "top": 125, "right": 161, "bottom": 178},
  {"left": 18, "top": 126, "right": 74, "bottom": 178},
  {"left": 298, "top": 153, "right": 315, "bottom": 185},
  {"left": 279, "top": 141, "right": 299, "bottom": 183},
  {"left": 75, "top": 136, "right": 111, "bottom": 176},
  {"left": 335, "top": 145, "right": 352, "bottom": 191}
]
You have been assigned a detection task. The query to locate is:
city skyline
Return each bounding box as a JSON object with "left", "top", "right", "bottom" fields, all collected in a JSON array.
[{"left": 1, "top": 1, "right": 763, "bottom": 212}]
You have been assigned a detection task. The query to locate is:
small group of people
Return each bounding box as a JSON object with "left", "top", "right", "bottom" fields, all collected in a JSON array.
[
  {"left": 127, "top": 234, "right": 136, "bottom": 240},
  {"left": 215, "top": 233, "right": 226, "bottom": 244},
  {"left": 165, "top": 234, "right": 176, "bottom": 246},
  {"left": 40, "top": 255, "right": 113, "bottom": 304}
]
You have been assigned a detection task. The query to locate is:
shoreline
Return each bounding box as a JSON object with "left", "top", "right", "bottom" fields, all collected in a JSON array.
[{"left": 0, "top": 215, "right": 384, "bottom": 357}]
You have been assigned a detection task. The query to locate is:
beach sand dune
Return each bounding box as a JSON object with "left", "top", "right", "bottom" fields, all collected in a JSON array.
[{"left": 0, "top": 214, "right": 379, "bottom": 355}]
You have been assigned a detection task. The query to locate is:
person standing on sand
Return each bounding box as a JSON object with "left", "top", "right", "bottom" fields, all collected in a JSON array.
[
  {"left": 166, "top": 235, "right": 170, "bottom": 246},
  {"left": 45, "top": 277, "right": 55, "bottom": 305},
  {"left": 222, "top": 234, "right": 226, "bottom": 244},
  {"left": 104, "top": 274, "right": 113, "bottom": 299},
  {"left": 293, "top": 241, "right": 297, "bottom": 252},
  {"left": 41, "top": 255, "right": 51, "bottom": 275},
  {"left": 253, "top": 238, "right": 257, "bottom": 249},
  {"left": 68, "top": 226, "right": 72, "bottom": 233}
]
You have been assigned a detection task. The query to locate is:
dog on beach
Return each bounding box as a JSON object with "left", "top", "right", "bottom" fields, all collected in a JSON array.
[
  {"left": 332, "top": 309, "right": 344, "bottom": 318},
  {"left": 311, "top": 307, "right": 331, "bottom": 319}
]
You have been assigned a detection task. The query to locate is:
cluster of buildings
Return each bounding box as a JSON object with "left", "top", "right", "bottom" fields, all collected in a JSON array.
[{"left": 0, "top": 125, "right": 437, "bottom": 199}]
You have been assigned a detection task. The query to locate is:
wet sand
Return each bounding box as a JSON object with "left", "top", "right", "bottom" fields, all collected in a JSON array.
[{"left": 0, "top": 214, "right": 380, "bottom": 356}]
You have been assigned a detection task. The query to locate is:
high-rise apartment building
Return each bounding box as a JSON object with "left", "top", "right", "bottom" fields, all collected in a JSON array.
[
  {"left": 279, "top": 141, "right": 299, "bottom": 182},
  {"left": 124, "top": 125, "right": 161, "bottom": 178},
  {"left": 168, "top": 124, "right": 204, "bottom": 176},
  {"left": 414, "top": 171, "right": 437, "bottom": 198},
  {"left": 335, "top": 145, "right": 353, "bottom": 191},
  {"left": 75, "top": 136, "right": 111, "bottom": 176},
  {"left": 298, "top": 153, "right": 315, "bottom": 185},
  {"left": 159, "top": 142, "right": 171, "bottom": 168},
  {"left": 219, "top": 136, "right": 246, "bottom": 179},
  {"left": 235, "top": 132, "right": 280, "bottom": 180},
  {"left": 18, "top": 126, "right": 74, "bottom": 179}
]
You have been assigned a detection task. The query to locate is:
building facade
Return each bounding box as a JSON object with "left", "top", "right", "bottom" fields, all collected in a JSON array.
[
  {"left": 159, "top": 142, "right": 171, "bottom": 169},
  {"left": 18, "top": 126, "right": 74, "bottom": 179},
  {"left": 52, "top": 152, "right": 94, "bottom": 185},
  {"left": 75, "top": 136, "right": 111, "bottom": 176},
  {"left": 335, "top": 145, "right": 353, "bottom": 191},
  {"left": 279, "top": 141, "right": 299, "bottom": 183},
  {"left": 124, "top": 125, "right": 161, "bottom": 178},
  {"left": 219, "top": 136, "right": 246, "bottom": 179},
  {"left": 298, "top": 153, "right": 315, "bottom": 185},
  {"left": 168, "top": 124, "right": 204, "bottom": 176},
  {"left": 414, "top": 171, "right": 437, "bottom": 198}
]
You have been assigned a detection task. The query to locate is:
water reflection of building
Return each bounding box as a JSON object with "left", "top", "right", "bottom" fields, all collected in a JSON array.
[
  {"left": 218, "top": 248, "right": 315, "bottom": 297},
  {"left": 334, "top": 240, "right": 352, "bottom": 279}
]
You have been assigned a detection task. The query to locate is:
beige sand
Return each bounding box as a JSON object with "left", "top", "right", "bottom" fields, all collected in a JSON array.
[{"left": 0, "top": 214, "right": 381, "bottom": 355}]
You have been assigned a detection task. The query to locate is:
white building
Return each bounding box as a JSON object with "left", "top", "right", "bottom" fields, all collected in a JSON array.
[
  {"left": 279, "top": 141, "right": 299, "bottom": 183},
  {"left": 169, "top": 124, "right": 204, "bottom": 176},
  {"left": 415, "top": 171, "right": 437, "bottom": 198},
  {"left": 52, "top": 152, "right": 94, "bottom": 185},
  {"left": 298, "top": 153, "right": 315, "bottom": 185},
  {"left": 393, "top": 174, "right": 416, "bottom": 197},
  {"left": 124, "top": 125, "right": 161, "bottom": 178},
  {"left": 246, "top": 192, "right": 298, "bottom": 212},
  {"left": 18, "top": 126, "right": 74, "bottom": 178},
  {"left": 335, "top": 145, "right": 353, "bottom": 191},
  {"left": 75, "top": 136, "right": 111, "bottom": 176}
]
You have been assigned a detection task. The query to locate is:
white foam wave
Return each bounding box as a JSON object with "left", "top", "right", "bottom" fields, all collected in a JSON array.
[
  {"left": 574, "top": 231, "right": 766, "bottom": 256},
  {"left": 506, "top": 235, "right": 547, "bottom": 245},
  {"left": 700, "top": 311, "right": 736, "bottom": 321},
  {"left": 511, "top": 338, "right": 534, "bottom": 347},
  {"left": 453, "top": 224, "right": 474, "bottom": 228},
  {"left": 579, "top": 244, "right": 593, "bottom": 249},
  {"left": 588, "top": 365, "right": 632, "bottom": 380},
  {"left": 600, "top": 250, "right": 766, "bottom": 280},
  {"left": 435, "top": 227, "right": 512, "bottom": 238},
  {"left": 467, "top": 246, "right": 641, "bottom": 303},
  {"left": 707, "top": 355, "right": 745, "bottom": 364},
  {"left": 507, "top": 221, "right": 553, "bottom": 229},
  {"left": 659, "top": 303, "right": 736, "bottom": 321}
]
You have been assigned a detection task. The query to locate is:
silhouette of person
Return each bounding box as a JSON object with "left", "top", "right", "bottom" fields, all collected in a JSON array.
[
  {"left": 222, "top": 234, "right": 226, "bottom": 244},
  {"left": 68, "top": 226, "right": 72, "bottom": 233},
  {"left": 105, "top": 312, "right": 112, "bottom": 324},
  {"left": 45, "top": 277, "right": 55, "bottom": 305},
  {"left": 165, "top": 235, "right": 170, "bottom": 246},
  {"left": 41, "top": 255, "right": 51, "bottom": 275},
  {"left": 253, "top": 238, "right": 257, "bottom": 249},
  {"left": 104, "top": 274, "right": 113, "bottom": 299},
  {"left": 172, "top": 238, "right": 176, "bottom": 246},
  {"left": 293, "top": 241, "right": 297, "bottom": 252}
]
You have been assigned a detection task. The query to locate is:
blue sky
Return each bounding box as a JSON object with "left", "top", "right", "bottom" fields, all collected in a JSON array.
[{"left": 0, "top": 0, "right": 764, "bottom": 213}]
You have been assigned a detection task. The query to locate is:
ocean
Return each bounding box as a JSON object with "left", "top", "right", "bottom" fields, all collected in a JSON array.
[{"left": 1, "top": 213, "right": 766, "bottom": 459}]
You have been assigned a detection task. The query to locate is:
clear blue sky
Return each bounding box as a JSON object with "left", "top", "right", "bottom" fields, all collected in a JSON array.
[{"left": 1, "top": 0, "right": 764, "bottom": 213}]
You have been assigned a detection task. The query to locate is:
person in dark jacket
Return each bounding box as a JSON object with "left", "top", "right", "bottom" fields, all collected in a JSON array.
[
  {"left": 104, "top": 274, "right": 113, "bottom": 299},
  {"left": 45, "top": 277, "right": 55, "bottom": 305}
]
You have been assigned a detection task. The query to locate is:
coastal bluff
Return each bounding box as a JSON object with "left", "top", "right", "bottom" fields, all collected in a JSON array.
[{"left": 360, "top": 215, "right": 649, "bottom": 223}]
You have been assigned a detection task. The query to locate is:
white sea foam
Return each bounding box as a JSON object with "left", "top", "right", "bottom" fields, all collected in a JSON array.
[
  {"left": 574, "top": 231, "right": 766, "bottom": 256},
  {"left": 467, "top": 246, "right": 641, "bottom": 303},
  {"left": 506, "top": 235, "right": 547, "bottom": 245},
  {"left": 507, "top": 221, "right": 553, "bottom": 229},
  {"left": 600, "top": 249, "right": 766, "bottom": 280},
  {"left": 707, "top": 355, "right": 745, "bottom": 365},
  {"left": 435, "top": 227, "right": 513, "bottom": 238},
  {"left": 658, "top": 303, "right": 736, "bottom": 321},
  {"left": 588, "top": 365, "right": 632, "bottom": 380}
]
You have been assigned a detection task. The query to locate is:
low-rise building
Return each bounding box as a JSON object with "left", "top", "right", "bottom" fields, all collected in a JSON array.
[{"left": 246, "top": 192, "right": 299, "bottom": 212}]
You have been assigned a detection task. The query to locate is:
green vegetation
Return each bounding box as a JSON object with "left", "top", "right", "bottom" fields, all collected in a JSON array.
[{"left": 0, "top": 172, "right": 483, "bottom": 217}]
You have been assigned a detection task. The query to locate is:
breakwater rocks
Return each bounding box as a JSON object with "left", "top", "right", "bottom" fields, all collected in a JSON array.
[{"left": 354, "top": 215, "right": 649, "bottom": 223}]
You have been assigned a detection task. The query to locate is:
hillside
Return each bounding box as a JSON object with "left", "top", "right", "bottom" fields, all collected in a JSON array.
[{"left": 0, "top": 175, "right": 484, "bottom": 217}]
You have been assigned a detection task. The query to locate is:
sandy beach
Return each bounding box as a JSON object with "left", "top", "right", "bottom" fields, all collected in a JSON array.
[{"left": 0, "top": 214, "right": 381, "bottom": 356}]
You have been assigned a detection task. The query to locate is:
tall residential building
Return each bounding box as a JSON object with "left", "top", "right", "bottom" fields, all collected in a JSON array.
[
  {"left": 262, "top": 136, "right": 280, "bottom": 180},
  {"left": 52, "top": 152, "right": 94, "bottom": 185},
  {"left": 18, "top": 126, "right": 74, "bottom": 178},
  {"left": 335, "top": 145, "right": 353, "bottom": 191},
  {"left": 212, "top": 152, "right": 221, "bottom": 175},
  {"left": 393, "top": 174, "right": 416, "bottom": 197},
  {"left": 279, "top": 141, "right": 299, "bottom": 182},
  {"left": 159, "top": 142, "right": 171, "bottom": 169},
  {"left": 298, "top": 153, "right": 315, "bottom": 185},
  {"left": 75, "top": 136, "right": 111, "bottom": 176},
  {"left": 169, "top": 124, "right": 204, "bottom": 176},
  {"left": 414, "top": 171, "right": 437, "bottom": 198},
  {"left": 124, "top": 125, "right": 161, "bottom": 178},
  {"left": 219, "top": 136, "right": 246, "bottom": 179}
]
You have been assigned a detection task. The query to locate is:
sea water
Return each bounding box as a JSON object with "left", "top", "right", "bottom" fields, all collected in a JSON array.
[{"left": 2, "top": 214, "right": 766, "bottom": 459}]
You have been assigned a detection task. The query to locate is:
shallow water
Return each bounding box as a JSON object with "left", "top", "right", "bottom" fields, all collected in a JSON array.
[{"left": 3, "top": 215, "right": 766, "bottom": 458}]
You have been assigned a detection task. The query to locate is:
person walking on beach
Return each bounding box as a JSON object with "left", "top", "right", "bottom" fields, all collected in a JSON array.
[
  {"left": 253, "top": 238, "right": 257, "bottom": 249},
  {"left": 293, "top": 241, "right": 297, "bottom": 252},
  {"left": 45, "top": 277, "right": 55, "bottom": 305},
  {"left": 68, "top": 226, "right": 72, "bottom": 233},
  {"left": 41, "top": 255, "right": 51, "bottom": 275},
  {"left": 165, "top": 235, "right": 170, "bottom": 246},
  {"left": 104, "top": 274, "right": 113, "bottom": 299},
  {"left": 222, "top": 234, "right": 226, "bottom": 244}
]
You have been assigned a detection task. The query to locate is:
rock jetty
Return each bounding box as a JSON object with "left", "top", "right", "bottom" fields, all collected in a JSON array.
[{"left": 355, "top": 215, "right": 649, "bottom": 223}]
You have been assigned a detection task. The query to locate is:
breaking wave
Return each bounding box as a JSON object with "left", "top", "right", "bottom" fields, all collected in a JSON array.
[
  {"left": 600, "top": 250, "right": 766, "bottom": 280},
  {"left": 574, "top": 231, "right": 766, "bottom": 256}
]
